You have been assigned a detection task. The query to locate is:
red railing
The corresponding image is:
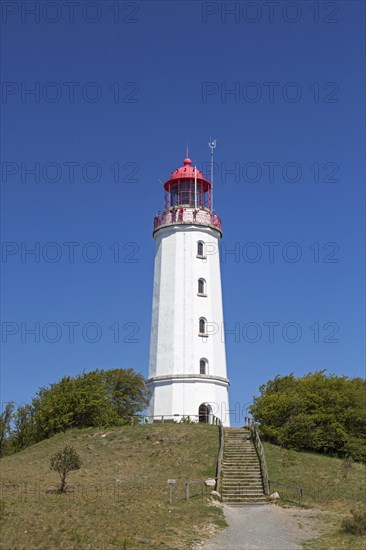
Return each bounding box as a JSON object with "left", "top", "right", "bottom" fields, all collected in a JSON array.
[{"left": 153, "top": 208, "right": 222, "bottom": 232}]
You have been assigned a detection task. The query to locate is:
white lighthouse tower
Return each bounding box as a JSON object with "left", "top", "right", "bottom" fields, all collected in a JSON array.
[{"left": 147, "top": 151, "right": 230, "bottom": 426}]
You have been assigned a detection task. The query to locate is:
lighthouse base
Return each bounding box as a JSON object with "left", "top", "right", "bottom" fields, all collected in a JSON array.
[{"left": 146, "top": 374, "right": 230, "bottom": 427}]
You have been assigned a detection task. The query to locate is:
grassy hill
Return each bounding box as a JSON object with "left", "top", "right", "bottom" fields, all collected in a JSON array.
[
  {"left": 0, "top": 424, "right": 224, "bottom": 550},
  {"left": 264, "top": 441, "right": 366, "bottom": 548},
  {"left": 2, "top": 425, "right": 365, "bottom": 550}
]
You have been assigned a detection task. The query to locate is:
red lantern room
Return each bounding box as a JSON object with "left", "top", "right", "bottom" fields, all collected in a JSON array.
[
  {"left": 164, "top": 156, "right": 211, "bottom": 209},
  {"left": 153, "top": 154, "right": 222, "bottom": 234}
]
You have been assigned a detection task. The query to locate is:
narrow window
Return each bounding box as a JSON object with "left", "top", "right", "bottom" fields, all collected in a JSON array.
[
  {"left": 198, "top": 278, "right": 206, "bottom": 295},
  {"left": 200, "top": 359, "right": 208, "bottom": 375},
  {"left": 199, "top": 318, "right": 206, "bottom": 335},
  {"left": 197, "top": 241, "right": 204, "bottom": 257}
]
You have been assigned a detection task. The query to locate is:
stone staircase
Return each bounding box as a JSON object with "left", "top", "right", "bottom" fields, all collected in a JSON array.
[{"left": 221, "top": 427, "right": 267, "bottom": 505}]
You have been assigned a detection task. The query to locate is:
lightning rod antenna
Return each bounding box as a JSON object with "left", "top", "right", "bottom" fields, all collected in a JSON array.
[{"left": 208, "top": 138, "right": 216, "bottom": 211}]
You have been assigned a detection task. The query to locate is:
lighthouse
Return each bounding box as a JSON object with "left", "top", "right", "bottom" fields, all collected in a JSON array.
[{"left": 147, "top": 151, "right": 230, "bottom": 426}]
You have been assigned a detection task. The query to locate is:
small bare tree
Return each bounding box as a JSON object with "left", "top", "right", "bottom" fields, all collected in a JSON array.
[
  {"left": 50, "top": 444, "right": 82, "bottom": 493},
  {"left": 0, "top": 402, "right": 14, "bottom": 457}
]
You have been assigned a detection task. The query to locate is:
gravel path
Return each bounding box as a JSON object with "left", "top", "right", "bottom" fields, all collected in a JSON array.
[{"left": 200, "top": 504, "right": 324, "bottom": 550}]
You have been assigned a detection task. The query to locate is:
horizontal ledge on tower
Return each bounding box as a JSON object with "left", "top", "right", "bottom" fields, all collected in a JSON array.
[
  {"left": 146, "top": 374, "right": 230, "bottom": 387},
  {"left": 153, "top": 221, "right": 222, "bottom": 237}
]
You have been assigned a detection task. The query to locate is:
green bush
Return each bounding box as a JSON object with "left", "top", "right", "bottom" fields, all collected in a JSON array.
[
  {"left": 8, "top": 368, "right": 151, "bottom": 452},
  {"left": 250, "top": 371, "right": 366, "bottom": 462}
]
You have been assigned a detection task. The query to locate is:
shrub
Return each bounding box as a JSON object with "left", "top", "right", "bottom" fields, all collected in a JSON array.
[
  {"left": 50, "top": 444, "right": 82, "bottom": 493},
  {"left": 9, "top": 368, "right": 151, "bottom": 452},
  {"left": 341, "top": 505, "right": 366, "bottom": 536},
  {"left": 250, "top": 372, "right": 366, "bottom": 461}
]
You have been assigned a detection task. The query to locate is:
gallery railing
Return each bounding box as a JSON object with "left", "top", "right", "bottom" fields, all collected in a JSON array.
[{"left": 153, "top": 208, "right": 222, "bottom": 232}]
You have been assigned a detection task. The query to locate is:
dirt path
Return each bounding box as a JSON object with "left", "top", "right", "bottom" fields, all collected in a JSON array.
[{"left": 199, "top": 504, "right": 326, "bottom": 550}]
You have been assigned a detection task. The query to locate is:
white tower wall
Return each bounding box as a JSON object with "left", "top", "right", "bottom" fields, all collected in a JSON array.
[{"left": 148, "top": 221, "right": 230, "bottom": 425}]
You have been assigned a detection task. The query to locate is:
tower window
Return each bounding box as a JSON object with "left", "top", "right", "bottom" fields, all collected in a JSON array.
[
  {"left": 200, "top": 358, "right": 208, "bottom": 375},
  {"left": 197, "top": 241, "right": 205, "bottom": 258},
  {"left": 199, "top": 317, "right": 207, "bottom": 335},
  {"left": 198, "top": 278, "right": 206, "bottom": 296}
]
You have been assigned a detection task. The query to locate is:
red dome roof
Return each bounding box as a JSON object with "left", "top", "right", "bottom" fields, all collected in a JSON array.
[{"left": 164, "top": 157, "right": 211, "bottom": 191}]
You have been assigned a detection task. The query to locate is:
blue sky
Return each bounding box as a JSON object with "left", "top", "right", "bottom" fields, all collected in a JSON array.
[{"left": 1, "top": 1, "right": 365, "bottom": 424}]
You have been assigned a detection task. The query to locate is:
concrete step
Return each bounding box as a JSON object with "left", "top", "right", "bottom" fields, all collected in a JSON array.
[
  {"left": 226, "top": 441, "right": 252, "bottom": 444},
  {"left": 222, "top": 474, "right": 262, "bottom": 478},
  {"left": 224, "top": 447, "right": 255, "bottom": 449},
  {"left": 224, "top": 450, "right": 256, "bottom": 454},
  {"left": 222, "top": 482, "right": 263, "bottom": 488},
  {"left": 227, "top": 441, "right": 255, "bottom": 451},
  {"left": 223, "top": 476, "right": 262, "bottom": 480},
  {"left": 223, "top": 470, "right": 262, "bottom": 479},
  {"left": 221, "top": 427, "right": 266, "bottom": 505},
  {"left": 223, "top": 460, "right": 259, "bottom": 464},
  {"left": 224, "top": 453, "right": 257, "bottom": 456},
  {"left": 223, "top": 453, "right": 258, "bottom": 457},
  {"left": 223, "top": 468, "right": 262, "bottom": 472},
  {"left": 224, "top": 450, "right": 257, "bottom": 453},
  {"left": 223, "top": 457, "right": 258, "bottom": 461},
  {"left": 222, "top": 480, "right": 263, "bottom": 486},
  {"left": 224, "top": 461, "right": 258, "bottom": 464},
  {"left": 222, "top": 493, "right": 266, "bottom": 498},
  {"left": 222, "top": 459, "right": 260, "bottom": 463},
  {"left": 222, "top": 492, "right": 265, "bottom": 498},
  {"left": 223, "top": 475, "right": 262, "bottom": 478},
  {"left": 224, "top": 448, "right": 257, "bottom": 452},
  {"left": 222, "top": 478, "right": 263, "bottom": 482},
  {"left": 224, "top": 455, "right": 257, "bottom": 458},
  {"left": 222, "top": 490, "right": 263, "bottom": 495},
  {"left": 223, "top": 462, "right": 260, "bottom": 465},
  {"left": 223, "top": 473, "right": 262, "bottom": 477},
  {"left": 223, "top": 496, "right": 266, "bottom": 500},
  {"left": 223, "top": 463, "right": 260, "bottom": 465},
  {"left": 221, "top": 485, "right": 263, "bottom": 495},
  {"left": 222, "top": 470, "right": 262, "bottom": 474},
  {"left": 225, "top": 445, "right": 257, "bottom": 456},
  {"left": 224, "top": 446, "right": 256, "bottom": 449},
  {"left": 223, "top": 498, "right": 268, "bottom": 504},
  {"left": 223, "top": 461, "right": 260, "bottom": 471},
  {"left": 223, "top": 489, "right": 264, "bottom": 494},
  {"left": 223, "top": 470, "right": 261, "bottom": 474}
]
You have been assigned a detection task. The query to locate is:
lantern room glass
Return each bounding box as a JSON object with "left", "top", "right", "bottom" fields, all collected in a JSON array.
[{"left": 164, "top": 179, "right": 211, "bottom": 210}]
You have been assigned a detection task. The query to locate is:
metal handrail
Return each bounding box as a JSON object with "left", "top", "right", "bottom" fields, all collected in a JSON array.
[
  {"left": 214, "top": 417, "right": 224, "bottom": 493},
  {"left": 249, "top": 421, "right": 270, "bottom": 495},
  {"left": 130, "top": 414, "right": 221, "bottom": 424}
]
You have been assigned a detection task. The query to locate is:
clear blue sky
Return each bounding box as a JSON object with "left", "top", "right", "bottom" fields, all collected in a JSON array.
[{"left": 1, "top": 1, "right": 365, "bottom": 424}]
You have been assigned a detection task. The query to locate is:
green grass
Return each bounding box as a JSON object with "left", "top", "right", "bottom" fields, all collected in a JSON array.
[
  {"left": 264, "top": 441, "right": 366, "bottom": 548},
  {"left": 1, "top": 424, "right": 225, "bottom": 549}
]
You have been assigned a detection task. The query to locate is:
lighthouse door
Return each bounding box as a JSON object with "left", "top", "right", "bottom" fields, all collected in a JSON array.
[{"left": 198, "top": 404, "right": 211, "bottom": 424}]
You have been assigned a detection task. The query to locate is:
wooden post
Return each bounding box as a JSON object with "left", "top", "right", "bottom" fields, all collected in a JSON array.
[
  {"left": 185, "top": 482, "right": 190, "bottom": 500},
  {"left": 167, "top": 480, "right": 176, "bottom": 504}
]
